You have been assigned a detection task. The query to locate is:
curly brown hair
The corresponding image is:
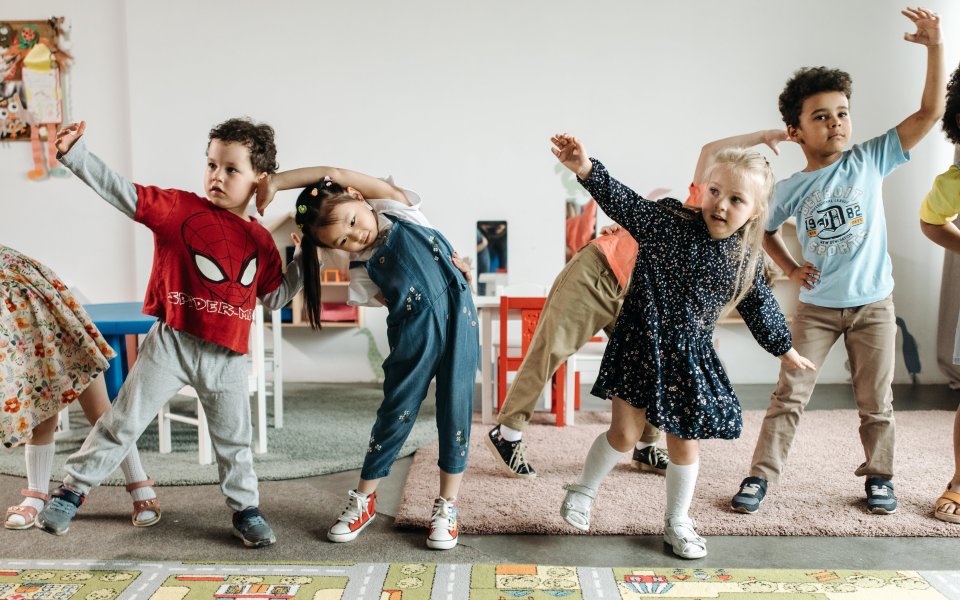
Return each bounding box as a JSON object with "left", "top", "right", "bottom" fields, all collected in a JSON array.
[
  {"left": 942, "top": 61, "right": 960, "bottom": 145},
  {"left": 778, "top": 67, "right": 852, "bottom": 128},
  {"left": 208, "top": 117, "right": 279, "bottom": 174}
]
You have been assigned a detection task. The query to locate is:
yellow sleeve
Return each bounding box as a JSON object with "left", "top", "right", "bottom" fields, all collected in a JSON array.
[{"left": 919, "top": 167, "right": 960, "bottom": 225}]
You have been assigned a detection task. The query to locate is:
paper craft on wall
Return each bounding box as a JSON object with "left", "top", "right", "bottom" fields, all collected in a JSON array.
[{"left": 0, "top": 17, "right": 73, "bottom": 181}]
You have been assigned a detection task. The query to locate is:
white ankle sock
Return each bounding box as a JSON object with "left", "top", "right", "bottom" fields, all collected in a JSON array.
[
  {"left": 576, "top": 433, "right": 626, "bottom": 491},
  {"left": 120, "top": 448, "right": 157, "bottom": 523},
  {"left": 499, "top": 424, "right": 522, "bottom": 442},
  {"left": 7, "top": 442, "right": 55, "bottom": 526},
  {"left": 635, "top": 441, "right": 654, "bottom": 451},
  {"left": 665, "top": 461, "right": 699, "bottom": 521}
]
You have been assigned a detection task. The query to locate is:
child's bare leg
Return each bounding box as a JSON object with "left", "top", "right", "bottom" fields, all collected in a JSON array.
[
  {"left": 76, "top": 377, "right": 158, "bottom": 525},
  {"left": 439, "top": 470, "right": 463, "bottom": 500},
  {"left": 607, "top": 396, "right": 648, "bottom": 451},
  {"left": 357, "top": 478, "right": 379, "bottom": 495},
  {"left": 30, "top": 415, "right": 59, "bottom": 445}
]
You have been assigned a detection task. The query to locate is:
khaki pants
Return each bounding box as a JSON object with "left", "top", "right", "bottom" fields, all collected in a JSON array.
[
  {"left": 749, "top": 295, "right": 897, "bottom": 482},
  {"left": 497, "top": 244, "right": 660, "bottom": 444}
]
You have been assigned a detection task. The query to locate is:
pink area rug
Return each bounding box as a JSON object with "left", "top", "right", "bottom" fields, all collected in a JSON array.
[{"left": 395, "top": 410, "right": 960, "bottom": 536}]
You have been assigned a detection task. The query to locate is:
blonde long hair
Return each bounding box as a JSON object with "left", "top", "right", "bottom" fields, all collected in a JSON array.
[{"left": 709, "top": 148, "right": 776, "bottom": 310}]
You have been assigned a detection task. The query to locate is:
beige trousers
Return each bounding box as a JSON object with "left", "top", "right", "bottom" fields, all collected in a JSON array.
[
  {"left": 749, "top": 296, "right": 897, "bottom": 482},
  {"left": 497, "top": 244, "right": 660, "bottom": 443}
]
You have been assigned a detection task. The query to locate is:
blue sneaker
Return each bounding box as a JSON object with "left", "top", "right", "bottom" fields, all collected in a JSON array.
[
  {"left": 36, "top": 486, "right": 84, "bottom": 536},
  {"left": 731, "top": 476, "right": 767, "bottom": 514},
  {"left": 865, "top": 477, "right": 897, "bottom": 514},
  {"left": 232, "top": 507, "right": 276, "bottom": 548}
]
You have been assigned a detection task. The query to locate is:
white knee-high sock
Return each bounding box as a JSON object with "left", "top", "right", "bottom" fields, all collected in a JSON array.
[
  {"left": 576, "top": 433, "right": 626, "bottom": 491},
  {"left": 665, "top": 461, "right": 699, "bottom": 521},
  {"left": 26, "top": 442, "right": 55, "bottom": 494},
  {"left": 119, "top": 446, "right": 149, "bottom": 488},
  {"left": 6, "top": 442, "right": 55, "bottom": 526}
]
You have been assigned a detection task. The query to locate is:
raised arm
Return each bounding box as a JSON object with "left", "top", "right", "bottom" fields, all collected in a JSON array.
[
  {"left": 692, "top": 129, "right": 789, "bottom": 184},
  {"left": 56, "top": 121, "right": 138, "bottom": 219},
  {"left": 257, "top": 166, "right": 407, "bottom": 214},
  {"left": 895, "top": 6, "right": 944, "bottom": 152},
  {"left": 551, "top": 133, "right": 654, "bottom": 234}
]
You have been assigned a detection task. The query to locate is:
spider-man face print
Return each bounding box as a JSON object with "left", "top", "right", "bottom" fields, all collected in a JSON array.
[{"left": 182, "top": 211, "right": 258, "bottom": 307}]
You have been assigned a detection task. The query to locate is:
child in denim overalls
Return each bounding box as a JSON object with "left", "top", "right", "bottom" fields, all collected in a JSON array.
[{"left": 257, "top": 167, "right": 478, "bottom": 550}]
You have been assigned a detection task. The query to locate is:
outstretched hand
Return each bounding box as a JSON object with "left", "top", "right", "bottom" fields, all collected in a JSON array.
[
  {"left": 55, "top": 121, "right": 86, "bottom": 155},
  {"left": 551, "top": 133, "right": 592, "bottom": 180},
  {"left": 762, "top": 129, "right": 791, "bottom": 155},
  {"left": 256, "top": 174, "right": 278, "bottom": 216},
  {"left": 902, "top": 6, "right": 941, "bottom": 46},
  {"left": 779, "top": 348, "right": 816, "bottom": 371}
]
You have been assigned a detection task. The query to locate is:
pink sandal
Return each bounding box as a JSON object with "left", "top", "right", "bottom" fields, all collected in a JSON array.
[
  {"left": 125, "top": 479, "right": 161, "bottom": 527},
  {"left": 4, "top": 489, "right": 49, "bottom": 530}
]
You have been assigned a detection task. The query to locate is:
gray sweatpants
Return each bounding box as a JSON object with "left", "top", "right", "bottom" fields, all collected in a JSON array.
[{"left": 64, "top": 321, "right": 258, "bottom": 511}]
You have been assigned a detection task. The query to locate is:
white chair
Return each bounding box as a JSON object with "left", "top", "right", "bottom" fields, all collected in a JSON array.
[
  {"left": 265, "top": 307, "right": 283, "bottom": 428},
  {"left": 157, "top": 304, "right": 279, "bottom": 464},
  {"left": 563, "top": 334, "right": 608, "bottom": 426}
]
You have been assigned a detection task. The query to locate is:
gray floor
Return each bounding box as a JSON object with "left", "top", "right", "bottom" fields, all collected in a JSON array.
[{"left": 2, "top": 383, "right": 959, "bottom": 569}]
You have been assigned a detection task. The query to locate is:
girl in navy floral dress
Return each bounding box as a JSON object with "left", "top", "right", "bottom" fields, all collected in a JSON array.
[{"left": 550, "top": 132, "right": 814, "bottom": 559}]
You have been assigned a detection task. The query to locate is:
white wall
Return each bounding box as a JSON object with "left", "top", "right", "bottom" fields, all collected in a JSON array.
[
  {"left": 5, "top": 0, "right": 958, "bottom": 384},
  {"left": 1, "top": 0, "right": 136, "bottom": 302}
]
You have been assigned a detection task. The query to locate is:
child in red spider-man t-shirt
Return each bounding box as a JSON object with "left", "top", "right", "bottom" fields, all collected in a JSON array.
[{"left": 34, "top": 118, "right": 302, "bottom": 549}]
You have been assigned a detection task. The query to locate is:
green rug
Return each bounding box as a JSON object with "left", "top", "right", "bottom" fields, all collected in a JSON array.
[
  {"left": 1, "top": 561, "right": 958, "bottom": 599},
  {"left": 0, "top": 383, "right": 438, "bottom": 486}
]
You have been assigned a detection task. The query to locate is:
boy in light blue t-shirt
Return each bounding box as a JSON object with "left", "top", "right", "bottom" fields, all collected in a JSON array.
[{"left": 731, "top": 6, "right": 944, "bottom": 516}]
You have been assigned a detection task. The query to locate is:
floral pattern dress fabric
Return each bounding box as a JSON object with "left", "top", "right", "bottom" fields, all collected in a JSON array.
[
  {"left": 0, "top": 244, "right": 114, "bottom": 447},
  {"left": 580, "top": 160, "right": 792, "bottom": 440}
]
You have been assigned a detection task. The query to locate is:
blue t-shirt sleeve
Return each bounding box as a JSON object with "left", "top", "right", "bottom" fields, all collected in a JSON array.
[
  {"left": 857, "top": 127, "right": 909, "bottom": 177},
  {"left": 766, "top": 181, "right": 793, "bottom": 232}
]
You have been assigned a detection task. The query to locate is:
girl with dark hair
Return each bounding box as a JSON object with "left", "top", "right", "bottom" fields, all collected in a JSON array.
[{"left": 257, "top": 168, "right": 478, "bottom": 550}]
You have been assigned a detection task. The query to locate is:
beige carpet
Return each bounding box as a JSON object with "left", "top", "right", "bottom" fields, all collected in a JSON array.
[{"left": 395, "top": 409, "right": 960, "bottom": 536}]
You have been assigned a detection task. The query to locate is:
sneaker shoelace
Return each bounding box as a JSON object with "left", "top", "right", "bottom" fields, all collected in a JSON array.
[
  {"left": 431, "top": 499, "right": 455, "bottom": 527},
  {"left": 508, "top": 440, "right": 532, "bottom": 472},
  {"left": 869, "top": 485, "right": 890, "bottom": 497},
  {"left": 47, "top": 497, "right": 78, "bottom": 516},
  {"left": 338, "top": 490, "right": 368, "bottom": 524},
  {"left": 648, "top": 447, "right": 668, "bottom": 469},
  {"left": 740, "top": 483, "right": 762, "bottom": 497},
  {"left": 242, "top": 515, "right": 267, "bottom": 529}
]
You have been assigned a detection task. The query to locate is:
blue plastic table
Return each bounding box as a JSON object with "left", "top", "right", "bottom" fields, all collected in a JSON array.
[{"left": 83, "top": 302, "right": 157, "bottom": 401}]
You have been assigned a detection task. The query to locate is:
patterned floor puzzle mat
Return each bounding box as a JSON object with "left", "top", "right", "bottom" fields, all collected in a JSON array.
[{"left": 0, "top": 561, "right": 958, "bottom": 600}]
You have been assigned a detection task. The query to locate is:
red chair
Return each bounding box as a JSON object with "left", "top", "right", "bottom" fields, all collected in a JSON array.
[{"left": 496, "top": 297, "right": 575, "bottom": 427}]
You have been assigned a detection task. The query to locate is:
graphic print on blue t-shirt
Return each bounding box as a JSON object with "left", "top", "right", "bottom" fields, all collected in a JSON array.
[{"left": 799, "top": 185, "right": 866, "bottom": 256}]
